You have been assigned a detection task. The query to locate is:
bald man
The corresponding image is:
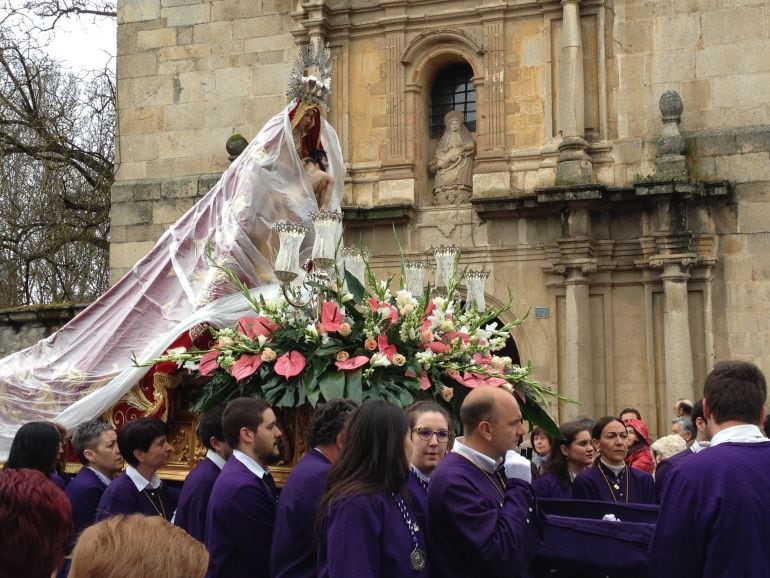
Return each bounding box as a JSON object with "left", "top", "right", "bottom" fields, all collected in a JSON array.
[{"left": 427, "top": 387, "right": 543, "bottom": 578}]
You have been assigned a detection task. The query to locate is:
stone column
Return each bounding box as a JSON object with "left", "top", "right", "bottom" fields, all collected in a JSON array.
[
  {"left": 655, "top": 257, "right": 697, "bottom": 414},
  {"left": 556, "top": 0, "right": 593, "bottom": 184},
  {"left": 561, "top": 262, "right": 596, "bottom": 420}
]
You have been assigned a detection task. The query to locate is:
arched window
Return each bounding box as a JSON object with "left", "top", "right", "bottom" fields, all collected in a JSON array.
[{"left": 429, "top": 63, "right": 476, "bottom": 139}]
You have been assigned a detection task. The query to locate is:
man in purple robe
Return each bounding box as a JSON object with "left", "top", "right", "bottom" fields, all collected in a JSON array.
[
  {"left": 205, "top": 397, "right": 282, "bottom": 578},
  {"left": 648, "top": 360, "right": 770, "bottom": 577},
  {"left": 428, "top": 386, "right": 543, "bottom": 578},
  {"left": 95, "top": 418, "right": 175, "bottom": 521},
  {"left": 270, "top": 398, "right": 357, "bottom": 578},
  {"left": 174, "top": 404, "right": 230, "bottom": 542}
]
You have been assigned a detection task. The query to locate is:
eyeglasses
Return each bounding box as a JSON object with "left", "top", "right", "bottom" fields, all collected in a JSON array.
[{"left": 413, "top": 427, "right": 450, "bottom": 443}]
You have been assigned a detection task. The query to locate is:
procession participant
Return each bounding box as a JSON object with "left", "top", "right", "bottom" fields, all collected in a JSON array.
[
  {"left": 0, "top": 468, "right": 72, "bottom": 578},
  {"left": 428, "top": 387, "right": 542, "bottom": 578},
  {"left": 69, "top": 514, "right": 208, "bottom": 578},
  {"left": 95, "top": 418, "right": 175, "bottom": 521},
  {"left": 317, "top": 400, "right": 429, "bottom": 578},
  {"left": 174, "top": 404, "right": 230, "bottom": 542},
  {"left": 624, "top": 418, "right": 655, "bottom": 474},
  {"left": 4, "top": 421, "right": 63, "bottom": 487},
  {"left": 572, "top": 416, "right": 654, "bottom": 504},
  {"left": 405, "top": 401, "right": 452, "bottom": 530},
  {"left": 271, "top": 398, "right": 358, "bottom": 578},
  {"left": 649, "top": 360, "right": 770, "bottom": 577},
  {"left": 66, "top": 420, "right": 123, "bottom": 536},
  {"left": 205, "top": 397, "right": 282, "bottom": 578},
  {"left": 532, "top": 421, "right": 594, "bottom": 499},
  {"left": 619, "top": 407, "right": 642, "bottom": 425}
]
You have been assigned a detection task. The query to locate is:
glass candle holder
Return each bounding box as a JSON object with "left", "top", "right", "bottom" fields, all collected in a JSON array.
[
  {"left": 464, "top": 270, "right": 490, "bottom": 311},
  {"left": 404, "top": 260, "right": 433, "bottom": 298},
  {"left": 273, "top": 222, "right": 309, "bottom": 282},
  {"left": 431, "top": 245, "right": 460, "bottom": 291},
  {"left": 310, "top": 211, "right": 343, "bottom": 269},
  {"left": 341, "top": 245, "right": 371, "bottom": 289}
]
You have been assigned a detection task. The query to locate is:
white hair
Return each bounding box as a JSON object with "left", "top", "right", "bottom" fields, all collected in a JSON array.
[{"left": 651, "top": 434, "right": 687, "bottom": 462}]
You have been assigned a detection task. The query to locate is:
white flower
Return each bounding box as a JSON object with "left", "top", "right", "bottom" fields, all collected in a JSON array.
[
  {"left": 257, "top": 335, "right": 268, "bottom": 347},
  {"left": 167, "top": 346, "right": 188, "bottom": 356},
  {"left": 369, "top": 353, "right": 392, "bottom": 368},
  {"left": 342, "top": 293, "right": 354, "bottom": 303}
]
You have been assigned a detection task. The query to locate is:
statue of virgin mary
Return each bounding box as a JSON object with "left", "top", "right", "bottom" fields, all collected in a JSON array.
[{"left": 0, "top": 43, "right": 343, "bottom": 457}]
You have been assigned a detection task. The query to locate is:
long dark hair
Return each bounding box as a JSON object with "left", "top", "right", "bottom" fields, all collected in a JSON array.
[
  {"left": 544, "top": 421, "right": 591, "bottom": 486},
  {"left": 5, "top": 421, "right": 61, "bottom": 474},
  {"left": 319, "top": 400, "right": 409, "bottom": 514}
]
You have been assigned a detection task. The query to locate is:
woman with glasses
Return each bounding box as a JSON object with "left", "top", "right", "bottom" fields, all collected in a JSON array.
[
  {"left": 317, "top": 400, "right": 429, "bottom": 578},
  {"left": 405, "top": 401, "right": 452, "bottom": 530}
]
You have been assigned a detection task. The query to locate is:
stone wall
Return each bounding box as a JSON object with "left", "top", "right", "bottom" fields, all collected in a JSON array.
[
  {"left": 0, "top": 305, "right": 87, "bottom": 358},
  {"left": 113, "top": 0, "right": 770, "bottom": 434}
]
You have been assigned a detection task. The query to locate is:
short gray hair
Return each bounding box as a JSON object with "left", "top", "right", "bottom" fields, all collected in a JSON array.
[
  {"left": 71, "top": 421, "right": 114, "bottom": 465},
  {"left": 672, "top": 416, "right": 695, "bottom": 438}
]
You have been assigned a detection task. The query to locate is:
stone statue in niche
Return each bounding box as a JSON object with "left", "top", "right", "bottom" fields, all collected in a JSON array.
[{"left": 429, "top": 110, "right": 476, "bottom": 205}]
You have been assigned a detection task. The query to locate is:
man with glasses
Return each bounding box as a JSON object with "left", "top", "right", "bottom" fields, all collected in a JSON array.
[{"left": 427, "top": 387, "right": 543, "bottom": 578}]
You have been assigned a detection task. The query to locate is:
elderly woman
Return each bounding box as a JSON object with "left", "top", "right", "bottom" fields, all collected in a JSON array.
[
  {"left": 651, "top": 434, "right": 687, "bottom": 467},
  {"left": 532, "top": 421, "right": 594, "bottom": 499},
  {"left": 572, "top": 417, "right": 655, "bottom": 504}
]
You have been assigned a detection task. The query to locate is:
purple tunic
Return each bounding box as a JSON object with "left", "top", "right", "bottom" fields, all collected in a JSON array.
[
  {"left": 270, "top": 450, "right": 331, "bottom": 578},
  {"left": 95, "top": 472, "right": 176, "bottom": 521},
  {"left": 317, "top": 491, "right": 429, "bottom": 578},
  {"left": 427, "top": 452, "right": 542, "bottom": 578},
  {"left": 572, "top": 462, "right": 654, "bottom": 505},
  {"left": 405, "top": 469, "right": 429, "bottom": 533},
  {"left": 648, "top": 442, "right": 770, "bottom": 578},
  {"left": 653, "top": 447, "right": 693, "bottom": 503},
  {"left": 66, "top": 467, "right": 108, "bottom": 536},
  {"left": 174, "top": 457, "right": 221, "bottom": 542},
  {"left": 205, "top": 457, "right": 277, "bottom": 578},
  {"left": 532, "top": 472, "right": 572, "bottom": 500}
]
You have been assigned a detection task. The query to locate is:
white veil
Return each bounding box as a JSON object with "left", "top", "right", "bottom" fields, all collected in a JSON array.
[{"left": 0, "top": 100, "right": 345, "bottom": 458}]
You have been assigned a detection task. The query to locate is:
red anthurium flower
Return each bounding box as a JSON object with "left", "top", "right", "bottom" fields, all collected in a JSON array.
[
  {"left": 445, "top": 331, "right": 471, "bottom": 344},
  {"left": 321, "top": 301, "right": 344, "bottom": 333},
  {"left": 335, "top": 355, "right": 370, "bottom": 371},
  {"left": 450, "top": 371, "right": 506, "bottom": 388},
  {"left": 367, "top": 297, "right": 380, "bottom": 312},
  {"left": 377, "top": 334, "right": 397, "bottom": 360},
  {"left": 472, "top": 352, "right": 493, "bottom": 364},
  {"left": 424, "top": 341, "right": 451, "bottom": 354},
  {"left": 231, "top": 354, "right": 262, "bottom": 382},
  {"left": 199, "top": 351, "right": 220, "bottom": 377},
  {"left": 275, "top": 351, "right": 306, "bottom": 378},
  {"left": 420, "top": 371, "right": 432, "bottom": 391},
  {"left": 238, "top": 316, "right": 278, "bottom": 339}
]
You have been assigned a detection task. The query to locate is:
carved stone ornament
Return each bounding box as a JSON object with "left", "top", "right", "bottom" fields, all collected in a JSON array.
[{"left": 429, "top": 111, "right": 476, "bottom": 205}]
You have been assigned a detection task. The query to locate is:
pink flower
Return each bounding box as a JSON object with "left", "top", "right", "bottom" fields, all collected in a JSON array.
[
  {"left": 449, "top": 371, "right": 506, "bottom": 388},
  {"left": 231, "top": 354, "right": 262, "bottom": 381},
  {"left": 321, "top": 301, "right": 343, "bottom": 333},
  {"left": 199, "top": 350, "right": 220, "bottom": 377},
  {"left": 424, "top": 341, "right": 451, "bottom": 354},
  {"left": 338, "top": 322, "right": 352, "bottom": 337},
  {"left": 392, "top": 353, "right": 406, "bottom": 367},
  {"left": 445, "top": 331, "right": 471, "bottom": 344},
  {"left": 275, "top": 351, "right": 306, "bottom": 378},
  {"left": 377, "top": 334, "right": 397, "bottom": 361},
  {"left": 238, "top": 316, "right": 278, "bottom": 339},
  {"left": 367, "top": 297, "right": 381, "bottom": 312},
  {"left": 261, "top": 348, "right": 277, "bottom": 362},
  {"left": 419, "top": 371, "right": 432, "bottom": 390},
  {"left": 364, "top": 338, "right": 377, "bottom": 351},
  {"left": 335, "top": 355, "right": 370, "bottom": 371},
  {"left": 336, "top": 351, "right": 350, "bottom": 362},
  {"left": 441, "top": 386, "right": 454, "bottom": 401}
]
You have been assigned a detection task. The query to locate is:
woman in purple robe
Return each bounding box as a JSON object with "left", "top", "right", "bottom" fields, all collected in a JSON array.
[
  {"left": 405, "top": 401, "right": 451, "bottom": 531},
  {"left": 317, "top": 400, "right": 429, "bottom": 578},
  {"left": 532, "top": 421, "right": 593, "bottom": 499},
  {"left": 572, "top": 416, "right": 655, "bottom": 505},
  {"left": 4, "top": 421, "right": 62, "bottom": 486}
]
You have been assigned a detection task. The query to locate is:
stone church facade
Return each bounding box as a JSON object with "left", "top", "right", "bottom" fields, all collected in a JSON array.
[{"left": 112, "top": 0, "right": 770, "bottom": 435}]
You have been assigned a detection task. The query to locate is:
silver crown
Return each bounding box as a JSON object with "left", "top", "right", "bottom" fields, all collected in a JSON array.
[{"left": 286, "top": 41, "right": 333, "bottom": 110}]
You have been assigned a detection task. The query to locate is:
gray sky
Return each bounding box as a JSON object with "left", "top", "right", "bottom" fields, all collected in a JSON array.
[{"left": 46, "top": 15, "right": 116, "bottom": 72}]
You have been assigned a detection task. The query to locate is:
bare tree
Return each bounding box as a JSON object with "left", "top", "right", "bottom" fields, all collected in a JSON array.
[
  {"left": 0, "top": 31, "right": 113, "bottom": 305},
  {"left": 3, "top": 1, "right": 116, "bottom": 31}
]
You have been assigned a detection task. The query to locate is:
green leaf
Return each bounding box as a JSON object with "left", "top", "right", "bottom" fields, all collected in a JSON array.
[
  {"left": 344, "top": 270, "right": 366, "bottom": 303},
  {"left": 314, "top": 341, "right": 346, "bottom": 356},
  {"left": 345, "top": 369, "right": 363, "bottom": 404},
  {"left": 319, "top": 370, "right": 345, "bottom": 402},
  {"left": 307, "top": 386, "right": 321, "bottom": 407},
  {"left": 277, "top": 386, "right": 296, "bottom": 407},
  {"left": 519, "top": 396, "right": 561, "bottom": 439}
]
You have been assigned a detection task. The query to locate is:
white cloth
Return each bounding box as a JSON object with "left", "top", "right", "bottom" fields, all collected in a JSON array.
[
  {"left": 125, "top": 464, "right": 162, "bottom": 491},
  {"left": 88, "top": 466, "right": 113, "bottom": 486},
  {"left": 0, "top": 100, "right": 345, "bottom": 459},
  {"left": 206, "top": 448, "right": 227, "bottom": 470},
  {"left": 410, "top": 464, "right": 431, "bottom": 484},
  {"left": 233, "top": 449, "right": 268, "bottom": 479},
  {"left": 503, "top": 450, "right": 532, "bottom": 483},
  {"left": 710, "top": 424, "right": 769, "bottom": 447}
]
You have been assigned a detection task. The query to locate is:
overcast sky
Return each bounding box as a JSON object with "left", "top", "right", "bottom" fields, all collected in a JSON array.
[{"left": 45, "top": 15, "right": 116, "bottom": 73}]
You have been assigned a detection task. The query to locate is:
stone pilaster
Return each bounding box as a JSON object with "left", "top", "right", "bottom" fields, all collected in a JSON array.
[{"left": 556, "top": 0, "right": 593, "bottom": 184}]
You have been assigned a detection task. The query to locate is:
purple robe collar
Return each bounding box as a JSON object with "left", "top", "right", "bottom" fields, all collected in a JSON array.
[
  {"left": 452, "top": 438, "right": 500, "bottom": 473},
  {"left": 126, "top": 464, "right": 161, "bottom": 491},
  {"left": 233, "top": 449, "right": 268, "bottom": 479},
  {"left": 206, "top": 449, "right": 226, "bottom": 469},
  {"left": 711, "top": 424, "right": 768, "bottom": 446}
]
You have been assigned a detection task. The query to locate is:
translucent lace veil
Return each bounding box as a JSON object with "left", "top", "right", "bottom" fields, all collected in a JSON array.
[{"left": 0, "top": 100, "right": 345, "bottom": 458}]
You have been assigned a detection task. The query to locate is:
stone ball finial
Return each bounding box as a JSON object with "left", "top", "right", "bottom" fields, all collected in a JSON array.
[{"left": 659, "top": 90, "right": 683, "bottom": 124}]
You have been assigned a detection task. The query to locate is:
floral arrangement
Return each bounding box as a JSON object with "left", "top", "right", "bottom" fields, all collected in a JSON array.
[{"left": 144, "top": 254, "right": 562, "bottom": 436}]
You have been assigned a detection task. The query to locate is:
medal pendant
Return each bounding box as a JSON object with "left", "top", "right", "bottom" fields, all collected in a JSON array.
[
  {"left": 613, "top": 483, "right": 620, "bottom": 490},
  {"left": 410, "top": 546, "right": 426, "bottom": 572}
]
